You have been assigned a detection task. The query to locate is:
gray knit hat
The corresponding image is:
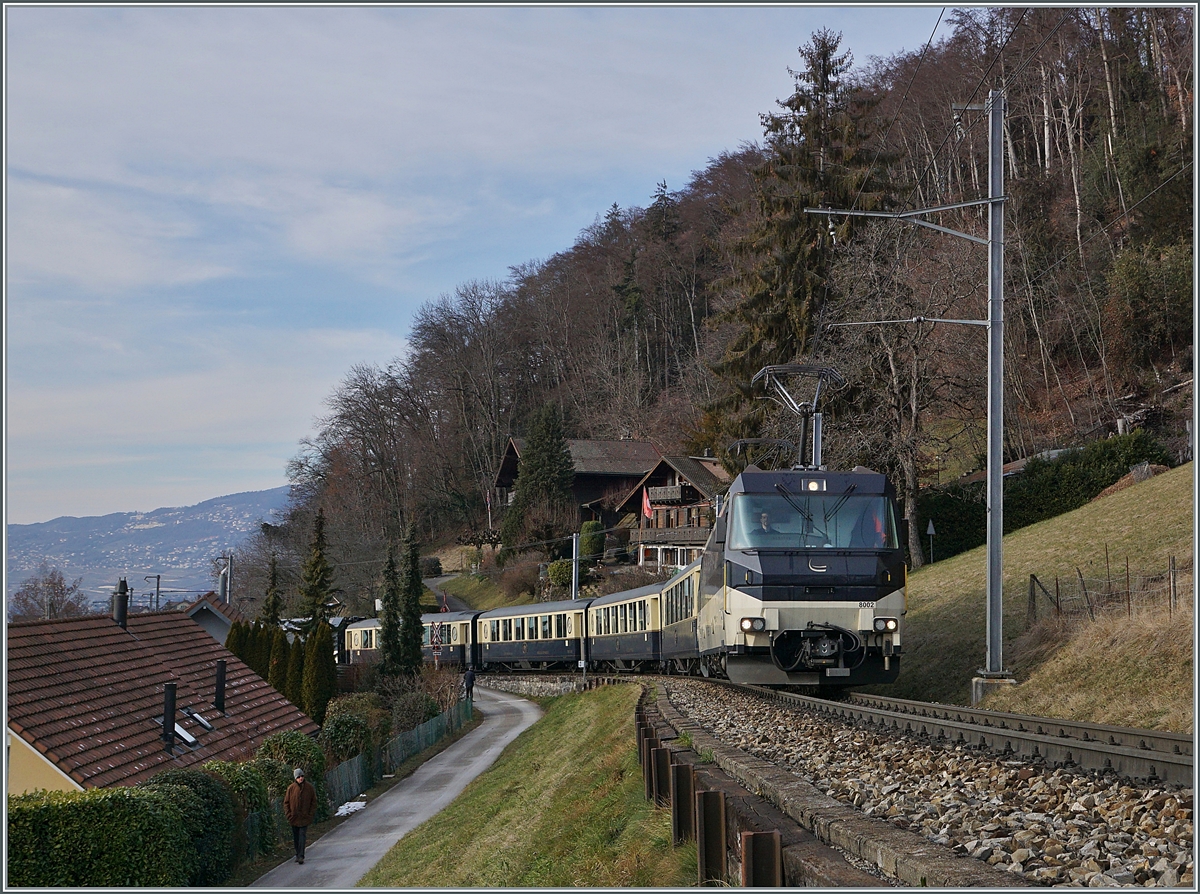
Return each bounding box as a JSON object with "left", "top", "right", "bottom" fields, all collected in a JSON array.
[{"left": 293, "top": 767, "right": 304, "bottom": 780}]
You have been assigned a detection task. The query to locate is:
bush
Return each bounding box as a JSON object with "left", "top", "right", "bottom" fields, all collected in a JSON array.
[
  {"left": 580, "top": 521, "right": 605, "bottom": 564},
  {"left": 499, "top": 564, "right": 538, "bottom": 600},
  {"left": 319, "top": 712, "right": 372, "bottom": 765},
  {"left": 246, "top": 756, "right": 294, "bottom": 800},
  {"left": 547, "top": 559, "right": 573, "bottom": 588},
  {"left": 917, "top": 431, "right": 1173, "bottom": 564},
  {"left": 140, "top": 768, "right": 237, "bottom": 885},
  {"left": 420, "top": 556, "right": 443, "bottom": 577},
  {"left": 256, "top": 729, "right": 329, "bottom": 823},
  {"left": 203, "top": 760, "right": 274, "bottom": 856},
  {"left": 7, "top": 787, "right": 196, "bottom": 886},
  {"left": 390, "top": 690, "right": 442, "bottom": 734}
]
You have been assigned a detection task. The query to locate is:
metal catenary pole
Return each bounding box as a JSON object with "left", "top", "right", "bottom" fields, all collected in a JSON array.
[{"left": 807, "top": 88, "right": 1011, "bottom": 687}]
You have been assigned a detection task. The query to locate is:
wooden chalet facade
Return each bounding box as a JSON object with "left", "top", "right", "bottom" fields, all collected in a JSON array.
[
  {"left": 493, "top": 437, "right": 661, "bottom": 527},
  {"left": 616, "top": 455, "right": 730, "bottom": 568}
]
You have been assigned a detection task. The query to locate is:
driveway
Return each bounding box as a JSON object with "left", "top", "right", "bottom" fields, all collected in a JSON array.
[{"left": 252, "top": 686, "right": 541, "bottom": 888}]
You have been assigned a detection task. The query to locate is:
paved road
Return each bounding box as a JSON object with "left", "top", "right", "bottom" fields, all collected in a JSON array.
[
  {"left": 423, "top": 574, "right": 471, "bottom": 612},
  {"left": 253, "top": 686, "right": 541, "bottom": 888}
]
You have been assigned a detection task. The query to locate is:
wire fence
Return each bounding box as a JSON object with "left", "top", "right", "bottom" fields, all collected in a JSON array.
[{"left": 1027, "top": 554, "right": 1192, "bottom": 625}]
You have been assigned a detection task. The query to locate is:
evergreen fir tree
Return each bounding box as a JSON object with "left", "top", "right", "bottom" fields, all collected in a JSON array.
[
  {"left": 244, "top": 623, "right": 262, "bottom": 676},
  {"left": 701, "top": 28, "right": 890, "bottom": 448},
  {"left": 298, "top": 508, "right": 337, "bottom": 633},
  {"left": 259, "top": 554, "right": 282, "bottom": 626},
  {"left": 499, "top": 403, "right": 576, "bottom": 563},
  {"left": 302, "top": 622, "right": 338, "bottom": 725},
  {"left": 397, "top": 527, "right": 425, "bottom": 675},
  {"left": 267, "top": 626, "right": 289, "bottom": 692},
  {"left": 285, "top": 634, "right": 306, "bottom": 708},
  {"left": 378, "top": 546, "right": 404, "bottom": 677}
]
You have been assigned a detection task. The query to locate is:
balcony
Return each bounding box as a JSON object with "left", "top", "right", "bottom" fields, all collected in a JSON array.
[
  {"left": 630, "top": 526, "right": 710, "bottom": 546},
  {"left": 648, "top": 484, "right": 700, "bottom": 503}
]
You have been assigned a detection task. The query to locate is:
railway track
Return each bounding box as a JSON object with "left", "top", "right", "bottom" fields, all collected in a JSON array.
[{"left": 716, "top": 680, "right": 1193, "bottom": 786}]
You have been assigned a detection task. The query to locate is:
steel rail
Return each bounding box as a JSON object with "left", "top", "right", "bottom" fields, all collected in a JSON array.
[{"left": 711, "top": 681, "right": 1194, "bottom": 786}]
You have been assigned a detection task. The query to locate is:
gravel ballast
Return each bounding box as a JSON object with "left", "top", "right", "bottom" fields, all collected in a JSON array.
[{"left": 663, "top": 679, "right": 1193, "bottom": 888}]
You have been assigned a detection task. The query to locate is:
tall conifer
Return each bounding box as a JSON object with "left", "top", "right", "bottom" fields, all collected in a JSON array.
[
  {"left": 398, "top": 527, "right": 425, "bottom": 675},
  {"left": 302, "top": 622, "right": 337, "bottom": 725},
  {"left": 378, "top": 547, "right": 404, "bottom": 677},
  {"left": 298, "top": 509, "right": 337, "bottom": 633}
]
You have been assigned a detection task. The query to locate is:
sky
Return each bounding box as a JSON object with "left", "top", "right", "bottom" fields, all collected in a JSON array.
[{"left": 5, "top": 4, "right": 951, "bottom": 526}]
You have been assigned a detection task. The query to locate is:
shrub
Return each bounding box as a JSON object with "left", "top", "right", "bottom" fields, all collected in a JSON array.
[
  {"left": 256, "top": 729, "right": 329, "bottom": 823},
  {"left": 140, "top": 768, "right": 237, "bottom": 885},
  {"left": 580, "top": 520, "right": 605, "bottom": 564},
  {"left": 246, "top": 756, "right": 294, "bottom": 799},
  {"left": 547, "top": 559, "right": 573, "bottom": 588},
  {"left": 499, "top": 564, "right": 538, "bottom": 600},
  {"left": 203, "top": 759, "right": 274, "bottom": 855},
  {"left": 420, "top": 556, "right": 443, "bottom": 577},
  {"left": 917, "top": 431, "right": 1173, "bottom": 564},
  {"left": 389, "top": 689, "right": 442, "bottom": 734},
  {"left": 7, "top": 787, "right": 195, "bottom": 886},
  {"left": 320, "top": 711, "right": 372, "bottom": 765}
]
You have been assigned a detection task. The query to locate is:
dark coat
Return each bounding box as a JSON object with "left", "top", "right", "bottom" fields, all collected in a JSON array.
[
  {"left": 464, "top": 669, "right": 475, "bottom": 686},
  {"left": 284, "top": 779, "right": 318, "bottom": 827}
]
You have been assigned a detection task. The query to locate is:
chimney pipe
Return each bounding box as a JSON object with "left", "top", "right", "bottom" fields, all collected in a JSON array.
[
  {"left": 162, "top": 682, "right": 177, "bottom": 752},
  {"left": 114, "top": 578, "right": 129, "bottom": 629},
  {"left": 214, "top": 659, "right": 226, "bottom": 714}
]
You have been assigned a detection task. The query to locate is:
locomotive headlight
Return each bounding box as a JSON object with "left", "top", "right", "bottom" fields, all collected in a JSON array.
[
  {"left": 740, "top": 617, "right": 767, "bottom": 633},
  {"left": 873, "top": 617, "right": 899, "bottom": 632}
]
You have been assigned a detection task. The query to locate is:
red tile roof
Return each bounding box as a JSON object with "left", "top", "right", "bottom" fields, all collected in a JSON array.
[
  {"left": 7, "top": 611, "right": 318, "bottom": 789},
  {"left": 185, "top": 591, "right": 249, "bottom": 625}
]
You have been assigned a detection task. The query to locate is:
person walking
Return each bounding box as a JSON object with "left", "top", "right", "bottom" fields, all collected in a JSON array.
[
  {"left": 284, "top": 767, "right": 317, "bottom": 864},
  {"left": 463, "top": 667, "right": 475, "bottom": 700}
]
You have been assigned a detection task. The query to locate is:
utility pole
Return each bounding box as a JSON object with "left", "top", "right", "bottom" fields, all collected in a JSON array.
[
  {"left": 807, "top": 88, "right": 1015, "bottom": 704},
  {"left": 145, "top": 575, "right": 161, "bottom": 611},
  {"left": 571, "top": 532, "right": 580, "bottom": 600}
]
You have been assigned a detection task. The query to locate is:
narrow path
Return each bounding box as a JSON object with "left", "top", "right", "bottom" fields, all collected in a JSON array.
[
  {"left": 252, "top": 686, "right": 541, "bottom": 888},
  {"left": 423, "top": 574, "right": 470, "bottom": 612}
]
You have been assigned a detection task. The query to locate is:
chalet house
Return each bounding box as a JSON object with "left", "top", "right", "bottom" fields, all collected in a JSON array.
[
  {"left": 494, "top": 437, "right": 661, "bottom": 527},
  {"left": 6, "top": 595, "right": 318, "bottom": 796},
  {"left": 616, "top": 455, "right": 731, "bottom": 568}
]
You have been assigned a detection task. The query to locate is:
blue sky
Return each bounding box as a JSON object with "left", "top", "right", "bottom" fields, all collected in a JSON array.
[{"left": 5, "top": 5, "right": 950, "bottom": 525}]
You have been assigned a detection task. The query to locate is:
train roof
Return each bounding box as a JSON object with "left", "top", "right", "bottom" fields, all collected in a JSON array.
[
  {"left": 589, "top": 560, "right": 702, "bottom": 607},
  {"left": 728, "top": 465, "right": 893, "bottom": 496},
  {"left": 479, "top": 597, "right": 594, "bottom": 619},
  {"left": 420, "top": 610, "right": 482, "bottom": 624}
]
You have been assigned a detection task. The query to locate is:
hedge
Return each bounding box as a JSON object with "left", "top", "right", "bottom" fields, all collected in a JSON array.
[
  {"left": 7, "top": 786, "right": 197, "bottom": 886},
  {"left": 917, "top": 430, "right": 1173, "bottom": 564},
  {"left": 203, "top": 759, "right": 275, "bottom": 855},
  {"left": 256, "top": 729, "right": 329, "bottom": 822},
  {"left": 140, "top": 768, "right": 237, "bottom": 885}
]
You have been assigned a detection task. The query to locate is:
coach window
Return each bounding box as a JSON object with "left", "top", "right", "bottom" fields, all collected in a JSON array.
[
  {"left": 517, "top": 617, "right": 526, "bottom": 640},
  {"left": 541, "top": 615, "right": 551, "bottom": 639},
  {"left": 555, "top": 614, "right": 566, "bottom": 638},
  {"left": 527, "top": 617, "right": 537, "bottom": 640},
  {"left": 502, "top": 619, "right": 512, "bottom": 641},
  {"left": 639, "top": 601, "right": 646, "bottom": 630},
  {"left": 603, "top": 607, "right": 611, "bottom": 636}
]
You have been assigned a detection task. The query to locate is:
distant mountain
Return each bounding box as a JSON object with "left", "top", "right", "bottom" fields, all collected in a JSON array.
[{"left": 6, "top": 486, "right": 292, "bottom": 610}]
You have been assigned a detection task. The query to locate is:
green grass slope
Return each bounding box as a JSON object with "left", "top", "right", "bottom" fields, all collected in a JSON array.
[
  {"left": 887, "top": 462, "right": 1193, "bottom": 724},
  {"left": 358, "top": 684, "right": 695, "bottom": 887}
]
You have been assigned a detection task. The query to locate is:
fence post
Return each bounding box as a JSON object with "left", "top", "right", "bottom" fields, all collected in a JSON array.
[
  {"left": 695, "top": 790, "right": 726, "bottom": 886},
  {"left": 1027, "top": 575, "right": 1037, "bottom": 627},
  {"left": 740, "top": 830, "right": 783, "bottom": 887},
  {"left": 1055, "top": 575, "right": 1060, "bottom": 616},
  {"left": 1076, "top": 567, "right": 1095, "bottom": 622},
  {"left": 651, "top": 747, "right": 671, "bottom": 807},
  {"left": 1125, "top": 557, "right": 1131, "bottom": 619},
  {"left": 670, "top": 763, "right": 695, "bottom": 845},
  {"left": 1169, "top": 555, "right": 1177, "bottom": 617}
]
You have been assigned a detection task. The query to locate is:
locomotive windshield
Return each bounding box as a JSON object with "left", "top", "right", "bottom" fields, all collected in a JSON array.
[{"left": 726, "top": 491, "right": 899, "bottom": 551}]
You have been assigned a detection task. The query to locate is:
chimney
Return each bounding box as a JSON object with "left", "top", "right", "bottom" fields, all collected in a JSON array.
[
  {"left": 162, "top": 682, "right": 177, "bottom": 752},
  {"left": 114, "top": 578, "right": 129, "bottom": 629},
  {"left": 214, "top": 659, "right": 226, "bottom": 714}
]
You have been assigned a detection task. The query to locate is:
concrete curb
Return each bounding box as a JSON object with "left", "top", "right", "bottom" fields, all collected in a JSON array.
[{"left": 651, "top": 684, "right": 1032, "bottom": 888}]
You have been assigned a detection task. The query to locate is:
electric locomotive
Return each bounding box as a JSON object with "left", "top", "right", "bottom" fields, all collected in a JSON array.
[{"left": 695, "top": 364, "right": 907, "bottom": 687}]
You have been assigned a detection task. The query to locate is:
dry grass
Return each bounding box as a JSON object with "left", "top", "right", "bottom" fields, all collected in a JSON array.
[
  {"left": 357, "top": 684, "right": 694, "bottom": 887},
  {"left": 882, "top": 462, "right": 1194, "bottom": 716},
  {"left": 982, "top": 598, "right": 1194, "bottom": 732}
]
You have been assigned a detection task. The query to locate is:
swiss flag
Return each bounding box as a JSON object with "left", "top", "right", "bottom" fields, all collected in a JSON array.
[{"left": 642, "top": 487, "right": 652, "bottom": 519}]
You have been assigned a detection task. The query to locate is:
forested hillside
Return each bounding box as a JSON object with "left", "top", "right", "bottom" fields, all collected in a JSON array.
[{"left": 235, "top": 9, "right": 1193, "bottom": 617}]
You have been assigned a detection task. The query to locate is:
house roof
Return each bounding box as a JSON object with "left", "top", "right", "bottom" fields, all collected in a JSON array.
[
  {"left": 616, "top": 455, "right": 732, "bottom": 512},
  {"left": 494, "top": 438, "right": 660, "bottom": 488},
  {"left": 185, "top": 591, "right": 249, "bottom": 626},
  {"left": 7, "top": 611, "right": 319, "bottom": 790}
]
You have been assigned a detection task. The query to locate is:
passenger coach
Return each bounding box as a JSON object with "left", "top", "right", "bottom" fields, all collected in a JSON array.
[
  {"left": 421, "top": 610, "right": 482, "bottom": 670},
  {"left": 477, "top": 598, "right": 591, "bottom": 671}
]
